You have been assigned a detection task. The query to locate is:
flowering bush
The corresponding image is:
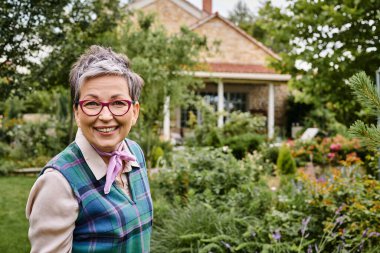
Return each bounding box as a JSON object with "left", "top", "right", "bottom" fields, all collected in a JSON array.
[
  {"left": 288, "top": 135, "right": 373, "bottom": 172},
  {"left": 298, "top": 167, "right": 380, "bottom": 251}
]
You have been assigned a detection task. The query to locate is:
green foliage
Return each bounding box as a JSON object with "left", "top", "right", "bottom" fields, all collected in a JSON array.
[
  {"left": 151, "top": 146, "right": 380, "bottom": 252},
  {"left": 2, "top": 97, "right": 25, "bottom": 119},
  {"left": 256, "top": 0, "right": 380, "bottom": 128},
  {"left": 349, "top": 121, "right": 380, "bottom": 150},
  {"left": 277, "top": 145, "right": 296, "bottom": 175},
  {"left": 348, "top": 72, "right": 380, "bottom": 116},
  {"left": 228, "top": 1, "right": 255, "bottom": 26},
  {"left": 260, "top": 143, "right": 280, "bottom": 166},
  {"left": 152, "top": 146, "right": 268, "bottom": 208},
  {"left": 188, "top": 107, "right": 267, "bottom": 159},
  {"left": 0, "top": 117, "right": 72, "bottom": 174},
  {"left": 298, "top": 169, "right": 380, "bottom": 251},
  {"left": 348, "top": 72, "right": 380, "bottom": 151},
  {"left": 0, "top": 87, "right": 71, "bottom": 174},
  {"left": 1, "top": 0, "right": 124, "bottom": 100},
  {"left": 223, "top": 133, "right": 265, "bottom": 159},
  {"left": 223, "top": 112, "right": 267, "bottom": 136},
  {"left": 151, "top": 205, "right": 221, "bottom": 253}
]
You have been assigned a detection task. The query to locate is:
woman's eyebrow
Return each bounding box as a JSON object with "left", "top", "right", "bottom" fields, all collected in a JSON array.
[
  {"left": 83, "top": 94, "right": 99, "bottom": 99},
  {"left": 111, "top": 94, "right": 128, "bottom": 99},
  {"left": 82, "top": 94, "right": 127, "bottom": 99}
]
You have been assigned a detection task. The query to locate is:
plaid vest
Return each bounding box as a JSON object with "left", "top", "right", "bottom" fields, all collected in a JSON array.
[{"left": 41, "top": 139, "right": 153, "bottom": 253}]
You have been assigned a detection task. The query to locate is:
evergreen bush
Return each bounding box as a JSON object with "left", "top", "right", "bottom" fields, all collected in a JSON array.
[{"left": 276, "top": 145, "right": 297, "bottom": 175}]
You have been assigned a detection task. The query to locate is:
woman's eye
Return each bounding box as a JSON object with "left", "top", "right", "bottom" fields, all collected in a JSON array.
[
  {"left": 84, "top": 101, "right": 100, "bottom": 107},
  {"left": 112, "top": 101, "right": 127, "bottom": 106}
]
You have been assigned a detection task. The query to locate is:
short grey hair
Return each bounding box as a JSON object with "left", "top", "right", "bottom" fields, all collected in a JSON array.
[{"left": 69, "top": 45, "right": 144, "bottom": 106}]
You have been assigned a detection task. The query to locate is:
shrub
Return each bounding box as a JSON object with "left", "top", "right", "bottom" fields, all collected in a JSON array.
[
  {"left": 223, "top": 133, "right": 264, "bottom": 159},
  {"left": 260, "top": 143, "right": 279, "bottom": 165},
  {"left": 152, "top": 146, "right": 267, "bottom": 208},
  {"left": 0, "top": 119, "right": 71, "bottom": 173},
  {"left": 0, "top": 160, "right": 17, "bottom": 176},
  {"left": 277, "top": 145, "right": 296, "bottom": 175},
  {"left": 188, "top": 110, "right": 267, "bottom": 159},
  {"left": 289, "top": 135, "right": 368, "bottom": 170},
  {"left": 298, "top": 168, "right": 380, "bottom": 252},
  {"left": 7, "top": 121, "right": 63, "bottom": 159},
  {"left": 0, "top": 141, "right": 11, "bottom": 158},
  {"left": 222, "top": 112, "right": 266, "bottom": 136}
]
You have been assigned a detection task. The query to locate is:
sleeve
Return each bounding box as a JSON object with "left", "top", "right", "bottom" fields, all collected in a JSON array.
[{"left": 26, "top": 169, "right": 79, "bottom": 253}]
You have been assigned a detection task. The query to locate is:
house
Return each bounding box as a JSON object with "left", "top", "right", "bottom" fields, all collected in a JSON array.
[{"left": 129, "top": 0, "right": 290, "bottom": 139}]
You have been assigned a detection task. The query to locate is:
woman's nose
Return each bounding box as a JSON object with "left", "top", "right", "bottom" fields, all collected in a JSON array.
[{"left": 98, "top": 105, "right": 113, "bottom": 120}]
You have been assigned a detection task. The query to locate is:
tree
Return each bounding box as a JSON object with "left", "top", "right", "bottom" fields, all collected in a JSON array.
[
  {"left": 228, "top": 1, "right": 287, "bottom": 54},
  {"left": 228, "top": 1, "right": 254, "bottom": 26},
  {"left": 0, "top": 0, "right": 124, "bottom": 100},
  {"left": 257, "top": 0, "right": 380, "bottom": 131}
]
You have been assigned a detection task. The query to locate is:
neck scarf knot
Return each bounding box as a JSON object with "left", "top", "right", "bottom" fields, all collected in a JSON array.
[{"left": 93, "top": 144, "right": 136, "bottom": 194}]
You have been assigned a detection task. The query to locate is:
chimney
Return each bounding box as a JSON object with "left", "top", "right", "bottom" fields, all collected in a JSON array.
[{"left": 203, "top": 0, "right": 212, "bottom": 15}]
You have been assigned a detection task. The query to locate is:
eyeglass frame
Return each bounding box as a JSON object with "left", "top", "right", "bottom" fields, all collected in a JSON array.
[{"left": 75, "top": 99, "right": 136, "bottom": 116}]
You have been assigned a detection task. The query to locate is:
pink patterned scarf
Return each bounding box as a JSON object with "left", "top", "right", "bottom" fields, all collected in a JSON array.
[{"left": 93, "top": 143, "right": 136, "bottom": 194}]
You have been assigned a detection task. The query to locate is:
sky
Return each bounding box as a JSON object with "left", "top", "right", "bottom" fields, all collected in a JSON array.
[{"left": 186, "top": 0, "right": 287, "bottom": 17}]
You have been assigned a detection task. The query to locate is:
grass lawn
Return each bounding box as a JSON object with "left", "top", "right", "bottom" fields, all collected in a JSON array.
[{"left": 0, "top": 176, "right": 36, "bottom": 253}]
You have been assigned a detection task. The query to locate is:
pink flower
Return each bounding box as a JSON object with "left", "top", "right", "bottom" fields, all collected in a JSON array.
[
  {"left": 330, "top": 143, "right": 342, "bottom": 152},
  {"left": 328, "top": 152, "right": 336, "bottom": 159}
]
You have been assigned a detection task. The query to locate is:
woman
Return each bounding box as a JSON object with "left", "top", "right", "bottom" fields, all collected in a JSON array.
[{"left": 26, "top": 45, "right": 153, "bottom": 252}]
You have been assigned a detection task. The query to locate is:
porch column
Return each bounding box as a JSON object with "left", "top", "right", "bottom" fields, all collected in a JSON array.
[
  {"left": 163, "top": 96, "right": 170, "bottom": 141},
  {"left": 217, "top": 80, "right": 224, "bottom": 128},
  {"left": 268, "top": 83, "right": 275, "bottom": 139}
]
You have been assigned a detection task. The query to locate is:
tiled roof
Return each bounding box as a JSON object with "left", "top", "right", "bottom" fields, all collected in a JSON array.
[{"left": 206, "top": 63, "right": 277, "bottom": 74}]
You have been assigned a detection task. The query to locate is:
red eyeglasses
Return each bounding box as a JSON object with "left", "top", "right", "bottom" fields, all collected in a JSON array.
[{"left": 76, "top": 100, "right": 136, "bottom": 116}]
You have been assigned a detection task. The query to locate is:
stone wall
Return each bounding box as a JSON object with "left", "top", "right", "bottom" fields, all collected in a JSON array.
[
  {"left": 142, "top": 0, "right": 200, "bottom": 34},
  {"left": 193, "top": 18, "right": 271, "bottom": 65}
]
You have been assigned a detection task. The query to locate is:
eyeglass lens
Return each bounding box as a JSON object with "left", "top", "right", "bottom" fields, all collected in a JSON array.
[{"left": 81, "top": 100, "right": 131, "bottom": 116}]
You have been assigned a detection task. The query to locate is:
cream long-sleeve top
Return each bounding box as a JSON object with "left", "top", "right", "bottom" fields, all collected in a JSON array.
[{"left": 25, "top": 129, "right": 139, "bottom": 253}]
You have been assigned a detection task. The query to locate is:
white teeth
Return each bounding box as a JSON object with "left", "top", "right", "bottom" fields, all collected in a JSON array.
[{"left": 96, "top": 127, "right": 117, "bottom": 133}]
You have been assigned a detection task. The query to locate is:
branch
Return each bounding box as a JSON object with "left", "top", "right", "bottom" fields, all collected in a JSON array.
[
  {"left": 348, "top": 120, "right": 380, "bottom": 150},
  {"left": 348, "top": 71, "right": 380, "bottom": 116}
]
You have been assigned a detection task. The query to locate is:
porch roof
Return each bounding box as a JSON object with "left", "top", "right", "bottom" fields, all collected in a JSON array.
[{"left": 188, "top": 62, "right": 289, "bottom": 82}]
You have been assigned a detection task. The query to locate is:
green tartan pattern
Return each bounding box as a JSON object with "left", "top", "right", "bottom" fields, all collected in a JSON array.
[{"left": 41, "top": 139, "right": 153, "bottom": 252}]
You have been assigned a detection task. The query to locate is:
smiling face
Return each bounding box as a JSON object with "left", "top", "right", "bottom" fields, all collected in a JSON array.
[{"left": 74, "top": 75, "right": 139, "bottom": 152}]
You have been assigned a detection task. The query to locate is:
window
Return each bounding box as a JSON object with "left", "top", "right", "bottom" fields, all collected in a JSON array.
[
  {"left": 200, "top": 92, "right": 247, "bottom": 113},
  {"left": 181, "top": 92, "right": 247, "bottom": 127}
]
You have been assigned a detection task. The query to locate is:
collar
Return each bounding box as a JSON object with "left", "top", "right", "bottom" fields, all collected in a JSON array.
[{"left": 75, "top": 128, "right": 140, "bottom": 180}]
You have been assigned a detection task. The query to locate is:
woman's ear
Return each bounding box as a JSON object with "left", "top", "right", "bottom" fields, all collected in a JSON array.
[
  {"left": 73, "top": 105, "right": 81, "bottom": 128},
  {"left": 132, "top": 102, "right": 140, "bottom": 126}
]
